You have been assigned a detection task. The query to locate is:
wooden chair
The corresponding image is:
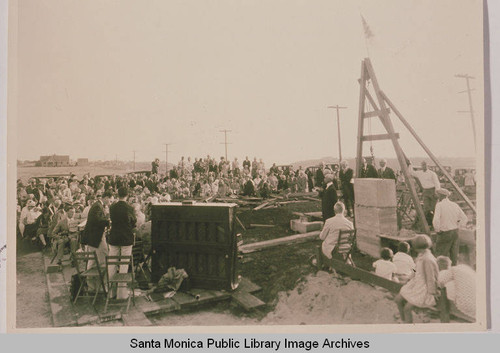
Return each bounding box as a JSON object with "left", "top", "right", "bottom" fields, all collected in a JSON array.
[
  {"left": 104, "top": 255, "right": 135, "bottom": 313},
  {"left": 315, "top": 229, "right": 357, "bottom": 271},
  {"left": 132, "top": 240, "right": 148, "bottom": 279},
  {"left": 72, "top": 251, "right": 107, "bottom": 305},
  {"left": 333, "top": 229, "right": 357, "bottom": 267}
]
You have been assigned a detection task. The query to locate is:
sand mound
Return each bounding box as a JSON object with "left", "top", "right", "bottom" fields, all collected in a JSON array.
[{"left": 261, "top": 271, "right": 399, "bottom": 325}]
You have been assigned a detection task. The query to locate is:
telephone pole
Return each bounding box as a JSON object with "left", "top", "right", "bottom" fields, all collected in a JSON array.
[
  {"left": 163, "top": 143, "right": 172, "bottom": 173},
  {"left": 327, "top": 105, "right": 347, "bottom": 162},
  {"left": 132, "top": 150, "right": 137, "bottom": 171},
  {"left": 219, "top": 129, "right": 232, "bottom": 160},
  {"left": 455, "top": 74, "right": 476, "bottom": 150}
]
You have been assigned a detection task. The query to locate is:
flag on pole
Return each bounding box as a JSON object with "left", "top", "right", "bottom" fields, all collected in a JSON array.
[{"left": 361, "top": 15, "right": 374, "bottom": 40}]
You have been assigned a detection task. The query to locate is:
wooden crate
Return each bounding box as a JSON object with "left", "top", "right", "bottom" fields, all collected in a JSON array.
[{"left": 151, "top": 202, "right": 239, "bottom": 291}]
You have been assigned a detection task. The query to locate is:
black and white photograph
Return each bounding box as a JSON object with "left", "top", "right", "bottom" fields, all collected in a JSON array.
[{"left": 6, "top": 0, "right": 486, "bottom": 332}]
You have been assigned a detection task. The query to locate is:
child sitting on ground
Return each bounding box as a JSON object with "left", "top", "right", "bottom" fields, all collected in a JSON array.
[
  {"left": 393, "top": 242, "right": 416, "bottom": 284},
  {"left": 373, "top": 247, "right": 397, "bottom": 281}
]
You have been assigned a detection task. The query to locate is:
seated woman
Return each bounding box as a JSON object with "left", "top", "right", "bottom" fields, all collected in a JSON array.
[
  {"left": 437, "top": 256, "right": 476, "bottom": 321},
  {"left": 394, "top": 234, "right": 439, "bottom": 323}
]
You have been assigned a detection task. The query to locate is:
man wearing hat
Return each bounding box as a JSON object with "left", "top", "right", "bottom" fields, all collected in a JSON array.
[{"left": 432, "top": 188, "right": 468, "bottom": 265}]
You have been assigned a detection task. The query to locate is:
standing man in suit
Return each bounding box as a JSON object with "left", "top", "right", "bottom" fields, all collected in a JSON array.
[
  {"left": 339, "top": 161, "right": 354, "bottom": 217},
  {"left": 378, "top": 159, "right": 397, "bottom": 181},
  {"left": 320, "top": 174, "right": 338, "bottom": 221},
  {"left": 360, "top": 158, "right": 378, "bottom": 178},
  {"left": 108, "top": 187, "right": 137, "bottom": 299},
  {"left": 82, "top": 190, "right": 111, "bottom": 291}
]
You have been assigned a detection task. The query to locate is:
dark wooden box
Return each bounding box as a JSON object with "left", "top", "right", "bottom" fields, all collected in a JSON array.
[{"left": 151, "top": 202, "right": 239, "bottom": 291}]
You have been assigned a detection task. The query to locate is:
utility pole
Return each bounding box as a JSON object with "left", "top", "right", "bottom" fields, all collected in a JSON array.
[
  {"left": 219, "top": 129, "right": 232, "bottom": 160},
  {"left": 132, "top": 150, "right": 137, "bottom": 171},
  {"left": 163, "top": 143, "right": 172, "bottom": 173},
  {"left": 455, "top": 74, "right": 476, "bottom": 150},
  {"left": 327, "top": 105, "right": 347, "bottom": 162}
]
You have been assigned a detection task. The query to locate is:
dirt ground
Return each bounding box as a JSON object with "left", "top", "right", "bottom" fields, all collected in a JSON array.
[{"left": 16, "top": 250, "right": 53, "bottom": 328}]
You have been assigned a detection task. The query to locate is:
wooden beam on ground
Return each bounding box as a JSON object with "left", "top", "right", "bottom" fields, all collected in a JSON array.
[
  {"left": 330, "top": 258, "right": 403, "bottom": 293},
  {"left": 249, "top": 224, "right": 275, "bottom": 228},
  {"left": 235, "top": 215, "right": 246, "bottom": 231},
  {"left": 239, "top": 231, "right": 321, "bottom": 253},
  {"left": 231, "top": 291, "right": 265, "bottom": 311},
  {"left": 254, "top": 201, "right": 272, "bottom": 210},
  {"left": 43, "top": 256, "right": 78, "bottom": 327},
  {"left": 303, "top": 196, "right": 320, "bottom": 202}
]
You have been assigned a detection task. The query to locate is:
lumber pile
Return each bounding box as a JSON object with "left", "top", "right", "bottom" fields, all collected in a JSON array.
[{"left": 354, "top": 178, "right": 398, "bottom": 258}]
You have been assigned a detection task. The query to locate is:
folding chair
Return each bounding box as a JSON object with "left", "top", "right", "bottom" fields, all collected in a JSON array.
[
  {"left": 332, "top": 229, "right": 357, "bottom": 267},
  {"left": 104, "top": 255, "right": 135, "bottom": 313},
  {"left": 132, "top": 240, "right": 147, "bottom": 278},
  {"left": 72, "top": 251, "right": 107, "bottom": 305}
]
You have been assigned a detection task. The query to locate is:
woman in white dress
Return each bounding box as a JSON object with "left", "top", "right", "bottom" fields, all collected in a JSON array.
[{"left": 394, "top": 234, "right": 439, "bottom": 323}]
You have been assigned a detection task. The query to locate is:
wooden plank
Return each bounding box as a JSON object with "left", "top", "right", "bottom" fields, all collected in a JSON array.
[
  {"left": 254, "top": 201, "right": 272, "bottom": 211},
  {"left": 239, "top": 231, "right": 321, "bottom": 254},
  {"left": 235, "top": 215, "right": 246, "bottom": 231},
  {"left": 249, "top": 224, "right": 275, "bottom": 228},
  {"left": 362, "top": 108, "right": 391, "bottom": 118},
  {"left": 303, "top": 196, "right": 320, "bottom": 202},
  {"left": 361, "top": 133, "right": 400, "bottom": 142},
  {"left": 231, "top": 291, "right": 265, "bottom": 311},
  {"left": 236, "top": 277, "right": 262, "bottom": 294},
  {"left": 330, "top": 258, "right": 403, "bottom": 293},
  {"left": 43, "top": 256, "right": 78, "bottom": 327},
  {"left": 122, "top": 307, "right": 153, "bottom": 326}
]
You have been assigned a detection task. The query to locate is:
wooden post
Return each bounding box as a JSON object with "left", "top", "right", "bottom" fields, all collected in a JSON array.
[
  {"left": 356, "top": 61, "right": 367, "bottom": 177},
  {"left": 381, "top": 91, "right": 476, "bottom": 213},
  {"left": 363, "top": 58, "right": 430, "bottom": 234}
]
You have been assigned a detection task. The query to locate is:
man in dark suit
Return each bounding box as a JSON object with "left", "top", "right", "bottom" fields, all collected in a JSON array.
[
  {"left": 82, "top": 190, "right": 111, "bottom": 291},
  {"left": 360, "top": 158, "right": 378, "bottom": 178},
  {"left": 108, "top": 187, "right": 137, "bottom": 299},
  {"left": 315, "top": 164, "right": 325, "bottom": 189},
  {"left": 320, "top": 174, "right": 338, "bottom": 221},
  {"left": 378, "top": 159, "right": 396, "bottom": 181},
  {"left": 339, "top": 161, "right": 354, "bottom": 217}
]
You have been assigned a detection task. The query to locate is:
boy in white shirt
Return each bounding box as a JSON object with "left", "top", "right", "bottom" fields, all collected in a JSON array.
[
  {"left": 373, "top": 248, "right": 397, "bottom": 281},
  {"left": 393, "top": 242, "right": 416, "bottom": 283}
]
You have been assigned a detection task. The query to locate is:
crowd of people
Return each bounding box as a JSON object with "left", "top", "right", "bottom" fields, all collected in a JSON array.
[{"left": 16, "top": 154, "right": 475, "bottom": 322}]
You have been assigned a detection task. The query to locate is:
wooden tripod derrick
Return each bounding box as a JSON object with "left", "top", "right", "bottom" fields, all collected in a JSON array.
[
  {"left": 355, "top": 58, "right": 476, "bottom": 235},
  {"left": 356, "top": 58, "right": 429, "bottom": 234}
]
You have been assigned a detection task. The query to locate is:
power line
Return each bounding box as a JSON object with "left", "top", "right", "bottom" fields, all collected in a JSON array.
[
  {"left": 132, "top": 150, "right": 137, "bottom": 171},
  {"left": 455, "top": 74, "right": 476, "bottom": 150},
  {"left": 327, "top": 105, "right": 347, "bottom": 162},
  {"left": 219, "top": 129, "right": 232, "bottom": 160}
]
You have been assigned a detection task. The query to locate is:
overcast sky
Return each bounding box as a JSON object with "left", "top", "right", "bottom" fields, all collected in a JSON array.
[{"left": 16, "top": 0, "right": 483, "bottom": 165}]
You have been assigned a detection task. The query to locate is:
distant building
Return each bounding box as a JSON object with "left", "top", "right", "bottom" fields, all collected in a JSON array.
[
  {"left": 38, "top": 155, "right": 70, "bottom": 167},
  {"left": 77, "top": 158, "right": 89, "bottom": 166}
]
